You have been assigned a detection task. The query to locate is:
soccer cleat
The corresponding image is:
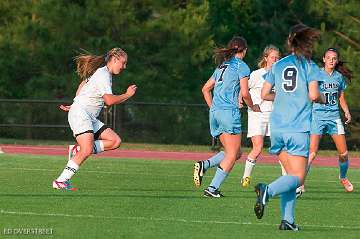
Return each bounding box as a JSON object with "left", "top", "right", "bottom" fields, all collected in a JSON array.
[
  {"left": 193, "top": 161, "right": 204, "bottom": 187},
  {"left": 203, "top": 187, "right": 224, "bottom": 198},
  {"left": 340, "top": 178, "right": 354, "bottom": 192},
  {"left": 254, "top": 183, "right": 269, "bottom": 219},
  {"left": 296, "top": 185, "right": 305, "bottom": 199},
  {"left": 241, "top": 177, "right": 251, "bottom": 187},
  {"left": 52, "top": 180, "right": 77, "bottom": 191},
  {"left": 68, "top": 144, "right": 80, "bottom": 160},
  {"left": 279, "top": 220, "right": 300, "bottom": 231}
]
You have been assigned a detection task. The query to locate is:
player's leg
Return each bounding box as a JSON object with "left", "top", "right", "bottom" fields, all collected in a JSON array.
[
  {"left": 242, "top": 111, "right": 266, "bottom": 187},
  {"left": 194, "top": 111, "right": 225, "bottom": 187},
  {"left": 242, "top": 135, "right": 263, "bottom": 187},
  {"left": 254, "top": 133, "right": 307, "bottom": 226},
  {"left": 308, "top": 116, "right": 324, "bottom": 168},
  {"left": 53, "top": 132, "right": 94, "bottom": 190},
  {"left": 308, "top": 134, "right": 320, "bottom": 166},
  {"left": 204, "top": 132, "right": 241, "bottom": 197},
  {"left": 96, "top": 127, "right": 121, "bottom": 151},
  {"left": 68, "top": 119, "right": 121, "bottom": 158},
  {"left": 332, "top": 134, "right": 353, "bottom": 192},
  {"left": 294, "top": 121, "right": 321, "bottom": 195},
  {"left": 54, "top": 106, "right": 95, "bottom": 190},
  {"left": 253, "top": 131, "right": 283, "bottom": 219},
  {"left": 193, "top": 150, "right": 225, "bottom": 188},
  {"left": 275, "top": 134, "right": 308, "bottom": 230},
  {"left": 294, "top": 134, "right": 320, "bottom": 196},
  {"left": 203, "top": 108, "right": 242, "bottom": 196}
]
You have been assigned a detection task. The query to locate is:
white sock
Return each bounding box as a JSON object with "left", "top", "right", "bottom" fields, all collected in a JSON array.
[
  {"left": 243, "top": 157, "right": 256, "bottom": 178},
  {"left": 93, "top": 140, "right": 105, "bottom": 154},
  {"left": 57, "top": 160, "right": 79, "bottom": 182},
  {"left": 279, "top": 160, "right": 287, "bottom": 175}
]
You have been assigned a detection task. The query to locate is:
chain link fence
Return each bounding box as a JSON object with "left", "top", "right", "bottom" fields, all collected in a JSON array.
[{"left": 0, "top": 99, "right": 359, "bottom": 150}]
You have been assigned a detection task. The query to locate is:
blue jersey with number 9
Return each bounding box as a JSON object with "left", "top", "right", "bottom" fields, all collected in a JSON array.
[
  {"left": 210, "top": 57, "right": 250, "bottom": 110},
  {"left": 264, "top": 54, "right": 320, "bottom": 133}
]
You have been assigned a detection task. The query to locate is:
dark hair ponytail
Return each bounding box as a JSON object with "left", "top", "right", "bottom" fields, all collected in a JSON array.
[
  {"left": 336, "top": 61, "right": 353, "bottom": 82},
  {"left": 214, "top": 36, "right": 247, "bottom": 65},
  {"left": 287, "top": 24, "right": 321, "bottom": 60}
]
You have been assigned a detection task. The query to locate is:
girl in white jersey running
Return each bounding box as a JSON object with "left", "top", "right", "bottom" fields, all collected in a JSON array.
[
  {"left": 241, "top": 45, "right": 280, "bottom": 187},
  {"left": 53, "top": 48, "right": 137, "bottom": 191}
]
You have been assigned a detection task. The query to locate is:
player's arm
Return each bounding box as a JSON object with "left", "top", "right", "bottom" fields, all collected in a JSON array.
[
  {"left": 240, "top": 77, "right": 260, "bottom": 112},
  {"left": 261, "top": 81, "right": 275, "bottom": 101},
  {"left": 75, "top": 80, "right": 86, "bottom": 96},
  {"left": 339, "top": 91, "right": 351, "bottom": 124},
  {"left": 308, "top": 81, "right": 325, "bottom": 103},
  {"left": 59, "top": 80, "right": 86, "bottom": 112},
  {"left": 103, "top": 85, "right": 137, "bottom": 106},
  {"left": 202, "top": 78, "right": 215, "bottom": 108}
]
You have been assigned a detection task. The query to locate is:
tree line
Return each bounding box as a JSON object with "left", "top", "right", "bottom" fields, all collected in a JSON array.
[{"left": 0, "top": 0, "right": 359, "bottom": 105}]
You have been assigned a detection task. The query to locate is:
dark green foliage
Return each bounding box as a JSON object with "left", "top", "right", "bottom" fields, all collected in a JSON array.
[
  {"left": 0, "top": 0, "right": 358, "bottom": 104},
  {"left": 0, "top": 0, "right": 360, "bottom": 145}
]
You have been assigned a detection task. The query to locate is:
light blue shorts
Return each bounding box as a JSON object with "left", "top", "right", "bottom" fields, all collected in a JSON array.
[
  {"left": 311, "top": 118, "right": 345, "bottom": 135},
  {"left": 209, "top": 108, "right": 241, "bottom": 137},
  {"left": 269, "top": 132, "right": 310, "bottom": 157}
]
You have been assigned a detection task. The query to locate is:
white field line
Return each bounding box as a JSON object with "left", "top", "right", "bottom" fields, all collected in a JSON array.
[
  {"left": 2, "top": 167, "right": 359, "bottom": 184},
  {"left": 1, "top": 209, "right": 359, "bottom": 230}
]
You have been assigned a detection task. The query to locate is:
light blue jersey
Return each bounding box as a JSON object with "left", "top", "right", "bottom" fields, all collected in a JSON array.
[
  {"left": 312, "top": 69, "right": 346, "bottom": 120},
  {"left": 211, "top": 57, "right": 250, "bottom": 110},
  {"left": 265, "top": 54, "right": 320, "bottom": 133}
]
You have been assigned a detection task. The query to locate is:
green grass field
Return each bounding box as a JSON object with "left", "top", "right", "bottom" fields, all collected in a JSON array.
[{"left": 0, "top": 154, "right": 359, "bottom": 238}]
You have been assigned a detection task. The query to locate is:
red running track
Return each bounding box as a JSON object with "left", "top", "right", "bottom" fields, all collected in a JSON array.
[{"left": 0, "top": 144, "right": 359, "bottom": 168}]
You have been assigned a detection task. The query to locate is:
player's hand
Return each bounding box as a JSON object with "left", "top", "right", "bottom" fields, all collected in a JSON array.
[
  {"left": 317, "top": 94, "right": 326, "bottom": 104},
  {"left": 59, "top": 105, "right": 71, "bottom": 112},
  {"left": 251, "top": 104, "right": 261, "bottom": 112},
  {"left": 126, "top": 84, "right": 137, "bottom": 97},
  {"left": 238, "top": 97, "right": 244, "bottom": 108},
  {"left": 345, "top": 111, "right": 351, "bottom": 124}
]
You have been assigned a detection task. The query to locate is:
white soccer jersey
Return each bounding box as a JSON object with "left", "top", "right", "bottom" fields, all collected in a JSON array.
[
  {"left": 248, "top": 68, "right": 273, "bottom": 112},
  {"left": 72, "top": 66, "right": 113, "bottom": 118}
]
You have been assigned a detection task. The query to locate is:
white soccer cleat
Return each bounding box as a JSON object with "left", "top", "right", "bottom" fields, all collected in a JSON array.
[
  {"left": 52, "top": 180, "right": 77, "bottom": 191},
  {"left": 340, "top": 178, "right": 354, "bottom": 192}
]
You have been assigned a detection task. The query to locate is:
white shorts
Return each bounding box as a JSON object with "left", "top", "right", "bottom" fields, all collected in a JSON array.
[
  {"left": 68, "top": 104, "right": 105, "bottom": 137},
  {"left": 247, "top": 111, "right": 271, "bottom": 138}
]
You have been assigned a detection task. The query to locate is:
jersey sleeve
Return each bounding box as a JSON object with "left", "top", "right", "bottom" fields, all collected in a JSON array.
[
  {"left": 307, "top": 61, "right": 321, "bottom": 83},
  {"left": 339, "top": 75, "right": 347, "bottom": 91},
  {"left": 96, "top": 75, "right": 113, "bottom": 96},
  {"left": 264, "top": 67, "right": 275, "bottom": 86},
  {"left": 211, "top": 68, "right": 219, "bottom": 81},
  {"left": 248, "top": 71, "right": 256, "bottom": 88},
  {"left": 238, "top": 64, "right": 250, "bottom": 80}
]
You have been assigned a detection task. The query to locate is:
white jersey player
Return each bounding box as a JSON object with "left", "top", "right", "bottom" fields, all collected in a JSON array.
[
  {"left": 241, "top": 45, "right": 280, "bottom": 187},
  {"left": 53, "top": 48, "right": 137, "bottom": 191}
]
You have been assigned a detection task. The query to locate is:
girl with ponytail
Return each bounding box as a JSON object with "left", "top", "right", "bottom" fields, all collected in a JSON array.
[
  {"left": 255, "top": 23, "right": 324, "bottom": 230},
  {"left": 54, "top": 48, "right": 137, "bottom": 191},
  {"left": 307, "top": 47, "right": 354, "bottom": 192},
  {"left": 193, "top": 36, "right": 260, "bottom": 197}
]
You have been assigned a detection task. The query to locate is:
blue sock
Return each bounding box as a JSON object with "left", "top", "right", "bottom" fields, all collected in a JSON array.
[
  {"left": 280, "top": 189, "right": 296, "bottom": 224},
  {"left": 203, "top": 151, "right": 225, "bottom": 171},
  {"left": 267, "top": 175, "right": 300, "bottom": 198},
  {"left": 339, "top": 160, "right": 349, "bottom": 179},
  {"left": 207, "top": 167, "right": 228, "bottom": 192}
]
